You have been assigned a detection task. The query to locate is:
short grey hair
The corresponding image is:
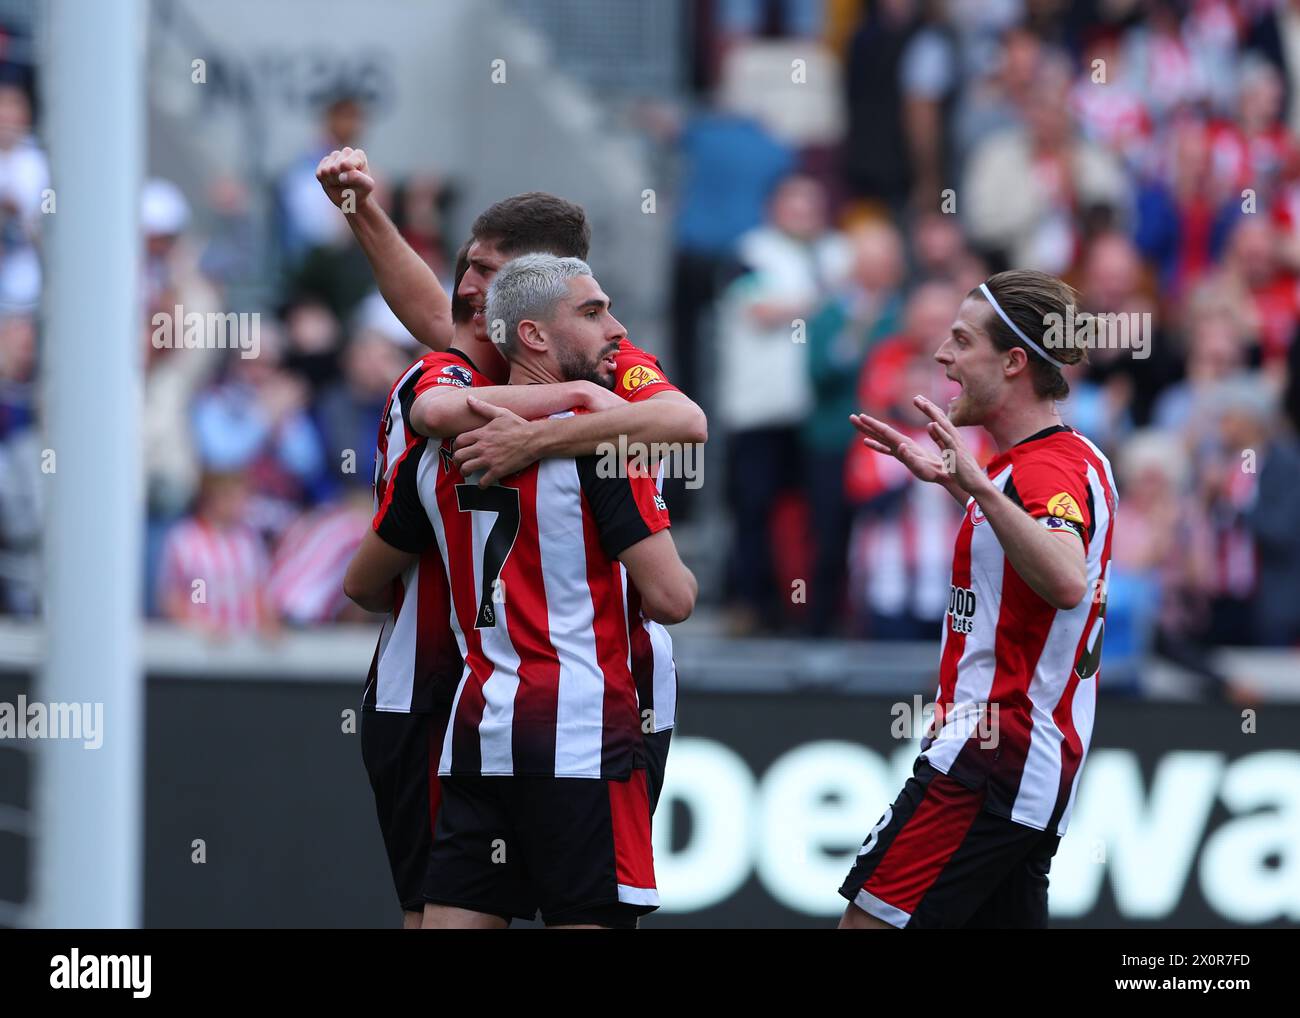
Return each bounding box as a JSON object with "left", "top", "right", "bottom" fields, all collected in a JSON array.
[{"left": 486, "top": 253, "right": 592, "bottom": 356}]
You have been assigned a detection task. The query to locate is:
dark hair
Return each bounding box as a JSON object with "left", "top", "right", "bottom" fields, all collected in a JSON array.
[
  {"left": 970, "top": 269, "right": 1085, "bottom": 400},
  {"left": 450, "top": 239, "right": 474, "bottom": 324},
  {"left": 471, "top": 192, "right": 590, "bottom": 260}
]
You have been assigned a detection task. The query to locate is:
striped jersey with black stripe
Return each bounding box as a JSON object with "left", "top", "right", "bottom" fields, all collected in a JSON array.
[
  {"left": 920, "top": 425, "right": 1118, "bottom": 836},
  {"left": 362, "top": 349, "right": 486, "bottom": 713},
  {"left": 375, "top": 409, "right": 672, "bottom": 780}
]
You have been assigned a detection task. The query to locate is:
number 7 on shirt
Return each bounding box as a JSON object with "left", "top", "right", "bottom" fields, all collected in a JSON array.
[{"left": 455, "top": 483, "right": 521, "bottom": 629}]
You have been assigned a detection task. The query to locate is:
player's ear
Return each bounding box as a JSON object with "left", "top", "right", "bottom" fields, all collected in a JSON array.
[
  {"left": 515, "top": 319, "right": 544, "bottom": 354},
  {"left": 1003, "top": 346, "right": 1029, "bottom": 380}
]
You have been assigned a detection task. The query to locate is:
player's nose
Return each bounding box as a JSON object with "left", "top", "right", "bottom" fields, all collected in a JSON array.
[{"left": 606, "top": 314, "right": 627, "bottom": 340}]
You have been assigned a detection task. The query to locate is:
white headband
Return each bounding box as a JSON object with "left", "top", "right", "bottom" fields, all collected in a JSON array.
[{"left": 978, "top": 282, "right": 1069, "bottom": 371}]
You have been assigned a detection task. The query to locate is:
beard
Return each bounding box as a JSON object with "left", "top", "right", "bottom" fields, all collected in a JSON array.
[
  {"left": 947, "top": 378, "right": 993, "bottom": 427},
  {"left": 557, "top": 341, "right": 617, "bottom": 389}
]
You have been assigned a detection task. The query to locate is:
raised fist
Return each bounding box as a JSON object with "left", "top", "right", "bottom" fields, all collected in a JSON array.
[{"left": 315, "top": 147, "right": 376, "bottom": 213}]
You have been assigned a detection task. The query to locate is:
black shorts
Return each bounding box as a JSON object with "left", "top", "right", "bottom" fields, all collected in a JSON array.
[
  {"left": 839, "top": 757, "right": 1061, "bottom": 929},
  {"left": 425, "top": 771, "right": 659, "bottom": 928},
  {"left": 360, "top": 708, "right": 447, "bottom": 914},
  {"left": 644, "top": 727, "right": 672, "bottom": 816}
]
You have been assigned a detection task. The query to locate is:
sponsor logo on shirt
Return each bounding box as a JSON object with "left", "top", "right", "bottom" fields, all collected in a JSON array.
[
  {"left": 1046, "top": 491, "right": 1084, "bottom": 523},
  {"left": 621, "top": 364, "right": 662, "bottom": 393},
  {"left": 436, "top": 364, "right": 474, "bottom": 388},
  {"left": 947, "top": 585, "right": 977, "bottom": 634}
]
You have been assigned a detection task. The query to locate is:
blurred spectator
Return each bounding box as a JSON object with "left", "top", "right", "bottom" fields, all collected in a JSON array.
[
  {"left": 1225, "top": 381, "right": 1300, "bottom": 646},
  {"left": 391, "top": 173, "right": 454, "bottom": 282},
  {"left": 1195, "top": 376, "right": 1278, "bottom": 646},
  {"left": 717, "top": 173, "right": 850, "bottom": 632},
  {"left": 964, "top": 55, "right": 1129, "bottom": 273},
  {"left": 954, "top": 21, "right": 1046, "bottom": 173},
  {"left": 1133, "top": 113, "right": 1229, "bottom": 297},
  {"left": 1246, "top": 0, "right": 1300, "bottom": 134},
  {"left": 842, "top": 0, "right": 930, "bottom": 212},
  {"left": 291, "top": 174, "right": 392, "bottom": 324},
  {"left": 845, "top": 348, "right": 976, "bottom": 639},
  {"left": 1151, "top": 300, "right": 1248, "bottom": 455},
  {"left": 646, "top": 91, "right": 795, "bottom": 400},
  {"left": 316, "top": 327, "right": 410, "bottom": 492},
  {"left": 1213, "top": 215, "right": 1297, "bottom": 371},
  {"left": 1204, "top": 58, "right": 1288, "bottom": 210},
  {"left": 910, "top": 209, "right": 975, "bottom": 282},
  {"left": 141, "top": 179, "right": 221, "bottom": 519},
  {"left": 199, "top": 175, "right": 262, "bottom": 309},
  {"left": 1121, "top": 0, "right": 1211, "bottom": 121},
  {"left": 267, "top": 488, "right": 372, "bottom": 625},
  {"left": 1069, "top": 33, "right": 1154, "bottom": 174},
  {"left": 1109, "top": 430, "right": 1183, "bottom": 677},
  {"left": 157, "top": 471, "right": 276, "bottom": 638},
  {"left": 278, "top": 94, "right": 384, "bottom": 322},
  {"left": 276, "top": 92, "right": 366, "bottom": 267},
  {"left": 1109, "top": 430, "right": 1232, "bottom": 696},
  {"left": 1063, "top": 231, "right": 1175, "bottom": 442},
  {"left": 843, "top": 281, "right": 978, "bottom": 638},
  {"left": 191, "top": 330, "right": 328, "bottom": 537},
  {"left": 280, "top": 295, "right": 344, "bottom": 398},
  {"left": 856, "top": 278, "right": 960, "bottom": 421},
  {"left": 802, "top": 219, "right": 906, "bottom": 634},
  {"left": 896, "top": 7, "right": 959, "bottom": 210},
  {"left": 0, "top": 81, "right": 46, "bottom": 312}
]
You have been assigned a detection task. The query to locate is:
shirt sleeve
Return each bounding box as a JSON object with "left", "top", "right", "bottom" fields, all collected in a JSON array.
[
  {"left": 1007, "top": 448, "right": 1094, "bottom": 549},
  {"left": 412, "top": 354, "right": 479, "bottom": 399},
  {"left": 576, "top": 455, "right": 671, "bottom": 559},
  {"left": 613, "top": 343, "right": 680, "bottom": 403},
  {"left": 373, "top": 439, "right": 434, "bottom": 553}
]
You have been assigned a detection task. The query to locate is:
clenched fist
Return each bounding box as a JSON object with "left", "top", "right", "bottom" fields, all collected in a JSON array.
[{"left": 315, "top": 146, "right": 376, "bottom": 212}]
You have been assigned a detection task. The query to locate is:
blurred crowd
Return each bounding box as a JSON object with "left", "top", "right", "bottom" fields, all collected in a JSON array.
[
  {"left": 1, "top": 1, "right": 1299, "bottom": 692},
  {"left": 667, "top": 0, "right": 1300, "bottom": 686},
  {"left": 0, "top": 75, "right": 456, "bottom": 632},
  {"left": 137, "top": 92, "right": 456, "bottom": 635}
]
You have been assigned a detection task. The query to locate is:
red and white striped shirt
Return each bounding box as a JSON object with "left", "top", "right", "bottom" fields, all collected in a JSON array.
[
  {"left": 268, "top": 501, "right": 369, "bottom": 624},
  {"left": 921, "top": 425, "right": 1117, "bottom": 837},
  {"left": 363, "top": 349, "right": 485, "bottom": 713},
  {"left": 158, "top": 517, "right": 269, "bottom": 634},
  {"left": 377, "top": 412, "right": 671, "bottom": 780}
]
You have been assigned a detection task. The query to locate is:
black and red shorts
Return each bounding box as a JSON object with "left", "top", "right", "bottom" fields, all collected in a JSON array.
[
  {"left": 360, "top": 706, "right": 449, "bottom": 914},
  {"left": 839, "top": 757, "right": 1060, "bottom": 929},
  {"left": 425, "top": 770, "right": 659, "bottom": 928}
]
